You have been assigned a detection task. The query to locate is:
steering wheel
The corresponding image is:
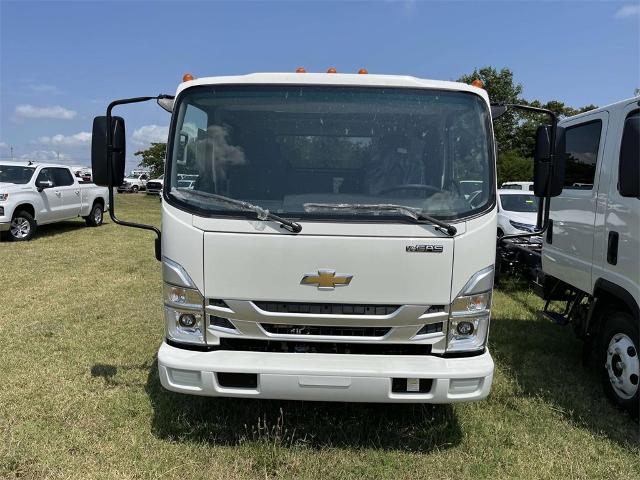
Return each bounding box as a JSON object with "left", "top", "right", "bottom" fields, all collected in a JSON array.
[{"left": 378, "top": 184, "right": 442, "bottom": 197}]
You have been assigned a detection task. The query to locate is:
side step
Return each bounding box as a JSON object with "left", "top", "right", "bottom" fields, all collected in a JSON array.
[
  {"left": 542, "top": 290, "right": 586, "bottom": 327},
  {"left": 543, "top": 310, "right": 569, "bottom": 326}
]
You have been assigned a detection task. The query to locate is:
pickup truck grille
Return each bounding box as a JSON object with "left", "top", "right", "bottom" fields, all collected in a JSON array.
[
  {"left": 261, "top": 324, "right": 391, "bottom": 337},
  {"left": 253, "top": 301, "right": 399, "bottom": 316},
  {"left": 147, "top": 182, "right": 162, "bottom": 190}
]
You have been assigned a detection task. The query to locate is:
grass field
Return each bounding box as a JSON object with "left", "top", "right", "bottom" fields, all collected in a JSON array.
[{"left": 1, "top": 193, "right": 638, "bottom": 479}]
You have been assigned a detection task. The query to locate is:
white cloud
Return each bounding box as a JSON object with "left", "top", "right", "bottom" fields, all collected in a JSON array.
[
  {"left": 131, "top": 124, "right": 169, "bottom": 145},
  {"left": 14, "top": 104, "right": 76, "bottom": 120},
  {"left": 0, "top": 142, "right": 7, "bottom": 148},
  {"left": 20, "top": 150, "right": 73, "bottom": 163},
  {"left": 37, "top": 131, "right": 91, "bottom": 146},
  {"left": 615, "top": 4, "right": 640, "bottom": 18}
]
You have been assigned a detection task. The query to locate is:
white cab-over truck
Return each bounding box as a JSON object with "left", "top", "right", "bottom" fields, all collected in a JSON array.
[
  {"left": 0, "top": 161, "right": 108, "bottom": 241},
  {"left": 537, "top": 97, "right": 639, "bottom": 417},
  {"left": 91, "top": 71, "right": 565, "bottom": 403}
]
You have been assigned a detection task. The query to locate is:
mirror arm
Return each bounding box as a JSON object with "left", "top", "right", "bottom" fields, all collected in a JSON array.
[
  {"left": 105, "top": 95, "right": 173, "bottom": 261},
  {"left": 492, "top": 103, "right": 559, "bottom": 245}
]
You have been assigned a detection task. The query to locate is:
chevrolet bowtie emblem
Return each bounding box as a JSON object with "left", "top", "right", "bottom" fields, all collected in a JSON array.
[{"left": 300, "top": 269, "right": 353, "bottom": 290}]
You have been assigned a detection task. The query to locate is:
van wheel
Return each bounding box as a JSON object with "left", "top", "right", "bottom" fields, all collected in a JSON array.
[
  {"left": 132, "top": 185, "right": 139, "bottom": 193},
  {"left": 600, "top": 310, "right": 639, "bottom": 419},
  {"left": 9, "top": 210, "right": 36, "bottom": 241},
  {"left": 85, "top": 203, "right": 104, "bottom": 227}
]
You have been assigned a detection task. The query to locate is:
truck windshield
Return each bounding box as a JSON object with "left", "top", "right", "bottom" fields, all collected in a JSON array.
[
  {"left": 500, "top": 194, "right": 538, "bottom": 212},
  {"left": 0, "top": 165, "right": 35, "bottom": 184},
  {"left": 167, "top": 85, "right": 494, "bottom": 221}
]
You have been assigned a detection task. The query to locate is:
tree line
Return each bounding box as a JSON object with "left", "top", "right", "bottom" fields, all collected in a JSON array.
[{"left": 136, "top": 66, "right": 597, "bottom": 184}]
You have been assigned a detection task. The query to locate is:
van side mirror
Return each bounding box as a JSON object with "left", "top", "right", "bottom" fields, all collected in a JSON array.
[
  {"left": 91, "top": 116, "right": 126, "bottom": 187},
  {"left": 35, "top": 179, "right": 53, "bottom": 192},
  {"left": 533, "top": 125, "right": 566, "bottom": 198}
]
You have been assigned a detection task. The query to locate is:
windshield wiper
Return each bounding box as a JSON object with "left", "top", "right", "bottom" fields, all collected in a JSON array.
[
  {"left": 175, "top": 189, "right": 302, "bottom": 233},
  {"left": 304, "top": 203, "right": 457, "bottom": 236}
]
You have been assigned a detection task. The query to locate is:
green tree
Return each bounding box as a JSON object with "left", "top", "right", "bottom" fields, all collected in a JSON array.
[
  {"left": 459, "top": 67, "right": 597, "bottom": 185},
  {"left": 135, "top": 142, "right": 166, "bottom": 178}
]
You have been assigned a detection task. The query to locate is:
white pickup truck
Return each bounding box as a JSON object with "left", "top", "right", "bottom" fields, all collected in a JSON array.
[
  {"left": 0, "top": 161, "right": 109, "bottom": 241},
  {"left": 117, "top": 172, "right": 149, "bottom": 193}
]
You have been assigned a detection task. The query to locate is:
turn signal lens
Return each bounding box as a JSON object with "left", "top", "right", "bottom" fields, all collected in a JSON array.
[
  {"left": 358, "top": 68, "right": 368, "bottom": 74},
  {"left": 296, "top": 67, "right": 306, "bottom": 73},
  {"left": 471, "top": 79, "right": 484, "bottom": 88},
  {"left": 327, "top": 67, "right": 337, "bottom": 73},
  {"left": 183, "top": 73, "right": 194, "bottom": 82}
]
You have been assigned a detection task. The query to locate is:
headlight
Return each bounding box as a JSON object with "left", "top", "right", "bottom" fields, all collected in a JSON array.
[
  {"left": 447, "top": 266, "right": 493, "bottom": 353},
  {"left": 0, "top": 193, "right": 8, "bottom": 201},
  {"left": 163, "top": 257, "right": 205, "bottom": 345},
  {"left": 509, "top": 220, "right": 535, "bottom": 232}
]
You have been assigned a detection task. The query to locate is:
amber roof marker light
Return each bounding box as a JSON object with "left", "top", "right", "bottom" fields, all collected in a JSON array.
[
  {"left": 182, "top": 73, "right": 194, "bottom": 82},
  {"left": 327, "top": 67, "right": 337, "bottom": 74},
  {"left": 358, "top": 68, "right": 368, "bottom": 74},
  {"left": 296, "top": 67, "right": 306, "bottom": 73},
  {"left": 471, "top": 79, "right": 484, "bottom": 88}
]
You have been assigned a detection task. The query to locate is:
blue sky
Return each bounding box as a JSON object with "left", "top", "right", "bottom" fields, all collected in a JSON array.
[{"left": 1, "top": 0, "right": 638, "bottom": 171}]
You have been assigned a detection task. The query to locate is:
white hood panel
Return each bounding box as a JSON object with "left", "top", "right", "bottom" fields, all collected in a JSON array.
[{"left": 203, "top": 232, "right": 454, "bottom": 305}]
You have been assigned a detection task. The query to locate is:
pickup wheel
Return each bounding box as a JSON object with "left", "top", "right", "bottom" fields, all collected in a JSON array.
[
  {"left": 8, "top": 210, "right": 36, "bottom": 241},
  {"left": 85, "top": 202, "right": 104, "bottom": 227},
  {"left": 599, "top": 310, "right": 639, "bottom": 419},
  {"left": 131, "top": 185, "right": 139, "bottom": 193}
]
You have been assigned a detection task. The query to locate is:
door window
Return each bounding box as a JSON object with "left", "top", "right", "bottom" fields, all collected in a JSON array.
[
  {"left": 618, "top": 110, "right": 639, "bottom": 197},
  {"left": 52, "top": 168, "right": 74, "bottom": 186},
  {"left": 564, "top": 120, "right": 602, "bottom": 190}
]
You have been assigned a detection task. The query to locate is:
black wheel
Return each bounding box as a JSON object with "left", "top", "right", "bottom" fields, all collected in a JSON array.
[
  {"left": 131, "top": 185, "right": 139, "bottom": 193},
  {"left": 8, "top": 210, "right": 36, "bottom": 241},
  {"left": 85, "top": 202, "right": 104, "bottom": 227},
  {"left": 599, "top": 309, "right": 639, "bottom": 419}
]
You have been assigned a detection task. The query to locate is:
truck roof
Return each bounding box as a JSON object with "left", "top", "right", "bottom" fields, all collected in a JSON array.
[
  {"left": 0, "top": 160, "right": 73, "bottom": 169},
  {"left": 561, "top": 96, "right": 640, "bottom": 123},
  {"left": 176, "top": 72, "right": 490, "bottom": 104}
]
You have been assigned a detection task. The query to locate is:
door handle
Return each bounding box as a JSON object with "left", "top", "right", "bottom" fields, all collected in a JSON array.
[{"left": 607, "top": 231, "right": 619, "bottom": 265}]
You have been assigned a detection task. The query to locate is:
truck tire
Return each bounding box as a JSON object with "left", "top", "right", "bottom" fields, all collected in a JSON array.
[
  {"left": 85, "top": 202, "right": 104, "bottom": 227},
  {"left": 132, "top": 185, "right": 139, "bottom": 193},
  {"left": 8, "top": 210, "right": 36, "bottom": 241},
  {"left": 599, "top": 310, "right": 639, "bottom": 419}
]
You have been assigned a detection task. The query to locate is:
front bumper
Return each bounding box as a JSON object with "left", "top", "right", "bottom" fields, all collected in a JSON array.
[
  {"left": 0, "top": 221, "right": 9, "bottom": 232},
  {"left": 158, "top": 341, "right": 494, "bottom": 403}
]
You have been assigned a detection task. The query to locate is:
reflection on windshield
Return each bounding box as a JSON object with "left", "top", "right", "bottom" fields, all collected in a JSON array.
[{"left": 168, "top": 86, "right": 494, "bottom": 220}]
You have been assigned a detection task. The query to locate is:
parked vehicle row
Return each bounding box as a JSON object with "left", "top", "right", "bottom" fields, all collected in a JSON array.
[
  {"left": 117, "top": 172, "right": 149, "bottom": 193},
  {"left": 0, "top": 161, "right": 109, "bottom": 241}
]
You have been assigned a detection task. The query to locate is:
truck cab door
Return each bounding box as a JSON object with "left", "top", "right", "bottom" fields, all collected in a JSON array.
[
  {"left": 35, "top": 168, "right": 63, "bottom": 222},
  {"left": 52, "top": 167, "right": 82, "bottom": 219},
  {"left": 544, "top": 111, "right": 609, "bottom": 294},
  {"left": 599, "top": 104, "right": 639, "bottom": 304}
]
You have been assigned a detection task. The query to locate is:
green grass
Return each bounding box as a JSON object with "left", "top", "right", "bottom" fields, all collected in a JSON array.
[{"left": 1, "top": 193, "right": 638, "bottom": 479}]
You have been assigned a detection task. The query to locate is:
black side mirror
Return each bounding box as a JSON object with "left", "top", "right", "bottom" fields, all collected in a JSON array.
[
  {"left": 91, "top": 116, "right": 126, "bottom": 187},
  {"left": 491, "top": 105, "right": 508, "bottom": 120},
  {"left": 36, "top": 179, "right": 53, "bottom": 192},
  {"left": 533, "top": 125, "right": 566, "bottom": 197}
]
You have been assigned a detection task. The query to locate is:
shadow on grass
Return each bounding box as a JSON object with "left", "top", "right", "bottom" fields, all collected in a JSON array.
[
  {"left": 492, "top": 281, "right": 639, "bottom": 449},
  {"left": 136, "top": 359, "right": 462, "bottom": 452},
  {"left": 32, "top": 220, "right": 90, "bottom": 239}
]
